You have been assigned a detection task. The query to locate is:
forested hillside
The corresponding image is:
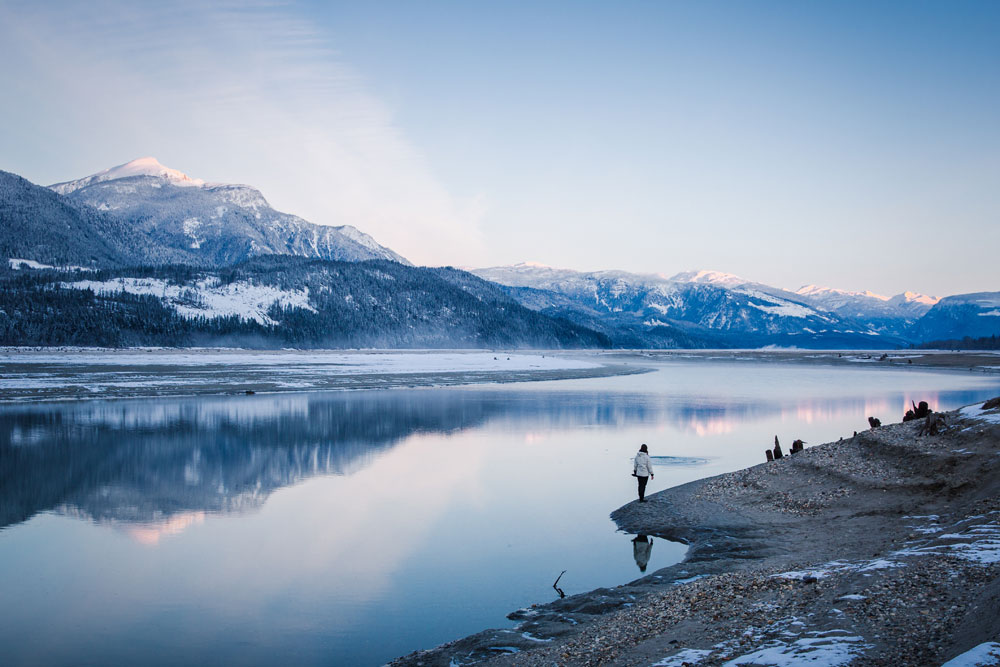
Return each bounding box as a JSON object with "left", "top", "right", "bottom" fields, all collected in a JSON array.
[{"left": 0, "top": 257, "right": 610, "bottom": 349}]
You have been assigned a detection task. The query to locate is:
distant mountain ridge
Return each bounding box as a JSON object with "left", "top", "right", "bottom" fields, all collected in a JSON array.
[
  {"left": 912, "top": 292, "right": 1000, "bottom": 342},
  {"left": 472, "top": 263, "right": 894, "bottom": 349},
  {"left": 471, "top": 263, "right": 995, "bottom": 349}
]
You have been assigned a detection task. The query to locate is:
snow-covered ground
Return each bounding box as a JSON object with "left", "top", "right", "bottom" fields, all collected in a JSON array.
[{"left": 941, "top": 642, "right": 1000, "bottom": 667}]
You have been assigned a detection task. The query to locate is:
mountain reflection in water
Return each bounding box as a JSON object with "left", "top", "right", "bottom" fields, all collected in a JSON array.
[{"left": 1, "top": 384, "right": 992, "bottom": 538}]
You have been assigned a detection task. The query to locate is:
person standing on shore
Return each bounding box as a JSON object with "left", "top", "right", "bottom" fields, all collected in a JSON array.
[{"left": 633, "top": 444, "right": 654, "bottom": 502}]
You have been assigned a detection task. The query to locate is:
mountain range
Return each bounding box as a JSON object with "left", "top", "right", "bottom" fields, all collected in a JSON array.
[
  {"left": 1, "top": 158, "right": 997, "bottom": 349},
  {"left": 469, "top": 264, "right": 964, "bottom": 348}
]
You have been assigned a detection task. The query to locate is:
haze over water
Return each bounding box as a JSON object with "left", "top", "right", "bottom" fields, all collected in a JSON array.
[{"left": 1, "top": 356, "right": 998, "bottom": 665}]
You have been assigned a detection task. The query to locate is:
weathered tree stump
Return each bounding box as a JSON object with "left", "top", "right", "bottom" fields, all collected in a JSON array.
[
  {"left": 919, "top": 412, "right": 946, "bottom": 436},
  {"left": 766, "top": 449, "right": 774, "bottom": 462}
]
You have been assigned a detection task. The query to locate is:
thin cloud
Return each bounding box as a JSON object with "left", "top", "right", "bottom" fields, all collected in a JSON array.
[{"left": 0, "top": 0, "right": 486, "bottom": 266}]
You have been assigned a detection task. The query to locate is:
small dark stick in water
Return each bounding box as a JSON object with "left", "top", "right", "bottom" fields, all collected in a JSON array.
[{"left": 552, "top": 570, "right": 566, "bottom": 599}]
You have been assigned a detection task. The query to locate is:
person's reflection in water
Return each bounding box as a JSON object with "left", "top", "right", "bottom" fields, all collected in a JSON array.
[{"left": 631, "top": 534, "right": 653, "bottom": 572}]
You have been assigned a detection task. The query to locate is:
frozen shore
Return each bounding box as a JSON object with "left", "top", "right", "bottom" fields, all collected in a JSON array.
[
  {"left": 0, "top": 349, "right": 642, "bottom": 402},
  {"left": 394, "top": 398, "right": 1000, "bottom": 666},
  {"left": 3, "top": 347, "right": 997, "bottom": 404}
]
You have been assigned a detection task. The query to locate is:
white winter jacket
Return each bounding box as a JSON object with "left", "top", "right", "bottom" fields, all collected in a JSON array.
[{"left": 634, "top": 451, "right": 653, "bottom": 477}]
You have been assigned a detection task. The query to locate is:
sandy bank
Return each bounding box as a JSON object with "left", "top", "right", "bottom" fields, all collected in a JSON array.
[{"left": 394, "top": 399, "right": 1000, "bottom": 666}]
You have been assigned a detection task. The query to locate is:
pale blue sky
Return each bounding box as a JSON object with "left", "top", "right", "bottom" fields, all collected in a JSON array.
[{"left": 0, "top": 1, "right": 997, "bottom": 296}]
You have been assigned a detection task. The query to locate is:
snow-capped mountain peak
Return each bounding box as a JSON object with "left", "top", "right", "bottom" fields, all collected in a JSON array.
[
  {"left": 50, "top": 157, "right": 206, "bottom": 195},
  {"left": 41, "top": 160, "right": 410, "bottom": 266},
  {"left": 668, "top": 269, "right": 750, "bottom": 288}
]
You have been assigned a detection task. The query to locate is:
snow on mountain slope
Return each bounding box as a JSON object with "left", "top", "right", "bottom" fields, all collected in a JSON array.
[
  {"left": 889, "top": 291, "right": 940, "bottom": 308},
  {"left": 48, "top": 158, "right": 409, "bottom": 266},
  {"left": 9, "top": 258, "right": 93, "bottom": 272},
  {"left": 668, "top": 269, "right": 751, "bottom": 288},
  {"left": 797, "top": 284, "right": 891, "bottom": 302},
  {"left": 60, "top": 276, "right": 316, "bottom": 325},
  {"left": 50, "top": 157, "right": 206, "bottom": 195},
  {"left": 474, "top": 262, "right": 674, "bottom": 293}
]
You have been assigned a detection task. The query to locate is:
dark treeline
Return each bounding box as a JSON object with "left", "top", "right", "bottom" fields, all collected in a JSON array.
[
  {"left": 914, "top": 335, "right": 1000, "bottom": 351},
  {"left": 0, "top": 256, "right": 611, "bottom": 349}
]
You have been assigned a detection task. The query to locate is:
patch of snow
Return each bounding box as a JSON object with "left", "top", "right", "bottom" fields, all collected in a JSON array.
[
  {"left": 653, "top": 648, "right": 714, "bottom": 666},
  {"left": 182, "top": 218, "right": 203, "bottom": 249},
  {"left": 894, "top": 523, "right": 1000, "bottom": 564},
  {"left": 978, "top": 310, "right": 1000, "bottom": 317},
  {"left": 857, "top": 559, "right": 906, "bottom": 572},
  {"left": 721, "top": 630, "right": 869, "bottom": 666},
  {"left": 774, "top": 557, "right": 904, "bottom": 581},
  {"left": 940, "top": 642, "right": 1000, "bottom": 667},
  {"left": 207, "top": 184, "right": 270, "bottom": 210},
  {"left": 9, "top": 258, "right": 93, "bottom": 272},
  {"left": 739, "top": 289, "right": 815, "bottom": 319},
  {"left": 747, "top": 301, "right": 813, "bottom": 318},
  {"left": 774, "top": 568, "right": 835, "bottom": 581},
  {"left": 960, "top": 404, "right": 1000, "bottom": 426},
  {"left": 837, "top": 594, "right": 866, "bottom": 601}
]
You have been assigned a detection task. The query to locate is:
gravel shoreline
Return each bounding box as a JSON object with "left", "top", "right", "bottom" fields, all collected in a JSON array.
[{"left": 393, "top": 399, "right": 1000, "bottom": 666}]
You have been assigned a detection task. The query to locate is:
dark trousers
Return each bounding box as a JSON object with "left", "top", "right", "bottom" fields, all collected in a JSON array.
[{"left": 637, "top": 475, "right": 649, "bottom": 501}]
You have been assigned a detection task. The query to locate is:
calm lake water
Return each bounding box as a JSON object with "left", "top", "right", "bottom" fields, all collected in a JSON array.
[{"left": 1, "top": 356, "right": 998, "bottom": 665}]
